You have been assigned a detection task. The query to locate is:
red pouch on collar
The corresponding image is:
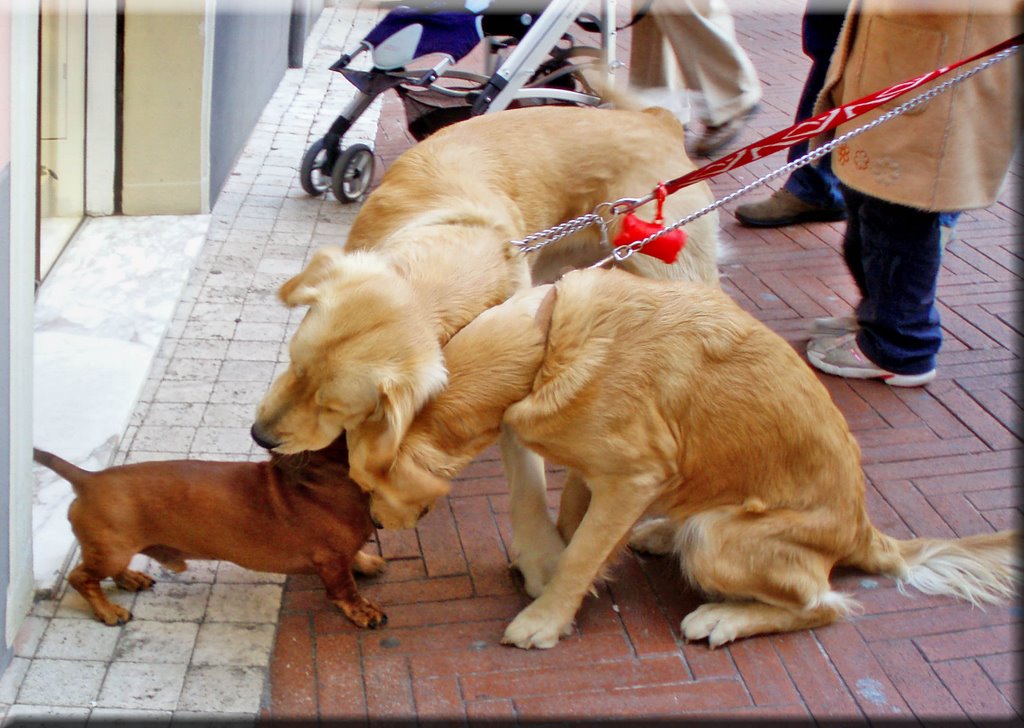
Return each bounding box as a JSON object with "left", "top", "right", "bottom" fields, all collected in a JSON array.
[{"left": 612, "top": 183, "right": 686, "bottom": 264}]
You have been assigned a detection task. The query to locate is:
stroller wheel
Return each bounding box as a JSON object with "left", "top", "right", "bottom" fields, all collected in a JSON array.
[
  {"left": 331, "top": 144, "right": 375, "bottom": 203},
  {"left": 300, "top": 139, "right": 333, "bottom": 196}
]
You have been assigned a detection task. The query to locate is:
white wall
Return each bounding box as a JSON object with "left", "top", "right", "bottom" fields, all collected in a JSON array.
[{"left": 5, "top": 2, "right": 39, "bottom": 653}]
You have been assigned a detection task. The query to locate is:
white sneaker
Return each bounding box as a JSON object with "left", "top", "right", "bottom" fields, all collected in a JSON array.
[{"left": 806, "top": 333, "right": 936, "bottom": 387}]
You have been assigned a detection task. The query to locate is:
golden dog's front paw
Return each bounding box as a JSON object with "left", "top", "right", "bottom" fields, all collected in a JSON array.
[
  {"left": 681, "top": 603, "right": 741, "bottom": 649},
  {"left": 353, "top": 550, "right": 387, "bottom": 577},
  {"left": 511, "top": 552, "right": 560, "bottom": 599},
  {"left": 501, "top": 603, "right": 574, "bottom": 649},
  {"left": 511, "top": 526, "right": 565, "bottom": 599}
]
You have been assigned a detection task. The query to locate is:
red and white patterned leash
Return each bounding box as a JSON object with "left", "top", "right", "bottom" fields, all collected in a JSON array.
[
  {"left": 511, "top": 32, "right": 1022, "bottom": 265},
  {"left": 661, "top": 33, "right": 1023, "bottom": 197}
]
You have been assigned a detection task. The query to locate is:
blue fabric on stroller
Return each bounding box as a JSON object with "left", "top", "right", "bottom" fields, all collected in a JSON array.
[{"left": 362, "top": 7, "right": 484, "bottom": 66}]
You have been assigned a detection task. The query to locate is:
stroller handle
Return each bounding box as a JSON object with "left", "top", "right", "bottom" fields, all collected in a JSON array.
[{"left": 331, "top": 42, "right": 371, "bottom": 72}]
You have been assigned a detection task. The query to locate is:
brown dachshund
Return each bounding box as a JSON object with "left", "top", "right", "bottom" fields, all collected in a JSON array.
[{"left": 33, "top": 436, "right": 387, "bottom": 628}]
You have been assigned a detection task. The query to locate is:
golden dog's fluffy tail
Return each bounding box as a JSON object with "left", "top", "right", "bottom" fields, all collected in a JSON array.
[
  {"left": 590, "top": 78, "right": 647, "bottom": 112},
  {"left": 33, "top": 448, "right": 94, "bottom": 493},
  {"left": 585, "top": 68, "right": 685, "bottom": 122},
  {"left": 854, "top": 527, "right": 1019, "bottom": 607}
]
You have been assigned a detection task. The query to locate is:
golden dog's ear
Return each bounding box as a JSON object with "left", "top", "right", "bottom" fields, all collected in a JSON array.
[
  {"left": 279, "top": 247, "right": 345, "bottom": 307},
  {"left": 369, "top": 453, "right": 451, "bottom": 529},
  {"left": 392, "top": 453, "right": 452, "bottom": 504},
  {"left": 349, "top": 381, "right": 419, "bottom": 485},
  {"left": 534, "top": 285, "right": 557, "bottom": 332}
]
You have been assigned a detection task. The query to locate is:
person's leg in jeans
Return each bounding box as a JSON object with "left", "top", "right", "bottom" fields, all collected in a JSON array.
[
  {"left": 781, "top": 8, "right": 846, "bottom": 209},
  {"left": 854, "top": 190, "right": 943, "bottom": 375},
  {"left": 839, "top": 183, "right": 867, "bottom": 293},
  {"left": 736, "top": 1, "right": 848, "bottom": 226},
  {"left": 808, "top": 186, "right": 943, "bottom": 385}
]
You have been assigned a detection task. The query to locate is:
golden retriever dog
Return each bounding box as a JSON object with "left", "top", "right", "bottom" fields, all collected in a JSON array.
[
  {"left": 360, "top": 267, "right": 1019, "bottom": 649},
  {"left": 250, "top": 105, "right": 720, "bottom": 596}
]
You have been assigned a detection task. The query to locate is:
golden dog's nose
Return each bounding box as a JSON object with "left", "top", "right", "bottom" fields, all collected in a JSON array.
[{"left": 250, "top": 423, "right": 280, "bottom": 451}]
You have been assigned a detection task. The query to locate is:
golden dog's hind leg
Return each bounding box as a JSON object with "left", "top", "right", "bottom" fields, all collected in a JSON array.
[
  {"left": 502, "top": 475, "right": 660, "bottom": 649},
  {"left": 679, "top": 508, "right": 857, "bottom": 647},
  {"left": 500, "top": 426, "right": 566, "bottom": 598},
  {"left": 681, "top": 599, "right": 852, "bottom": 649}
]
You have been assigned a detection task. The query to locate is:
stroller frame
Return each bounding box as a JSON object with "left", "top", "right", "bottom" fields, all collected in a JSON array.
[{"left": 300, "top": 0, "right": 618, "bottom": 203}]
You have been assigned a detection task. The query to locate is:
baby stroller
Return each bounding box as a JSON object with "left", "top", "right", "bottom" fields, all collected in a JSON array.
[{"left": 300, "top": 0, "right": 620, "bottom": 203}]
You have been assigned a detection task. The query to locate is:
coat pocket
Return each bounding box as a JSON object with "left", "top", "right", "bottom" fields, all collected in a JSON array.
[{"left": 847, "top": 14, "right": 947, "bottom": 117}]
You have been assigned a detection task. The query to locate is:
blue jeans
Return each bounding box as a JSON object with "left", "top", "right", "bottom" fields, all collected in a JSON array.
[
  {"left": 783, "top": 5, "right": 847, "bottom": 210},
  {"left": 842, "top": 186, "right": 944, "bottom": 375}
]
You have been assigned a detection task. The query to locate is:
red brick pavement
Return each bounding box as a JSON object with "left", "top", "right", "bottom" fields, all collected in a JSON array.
[{"left": 263, "top": 5, "right": 1021, "bottom": 723}]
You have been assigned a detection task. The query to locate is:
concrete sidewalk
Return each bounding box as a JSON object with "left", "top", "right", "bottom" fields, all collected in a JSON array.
[
  {"left": 1, "top": 3, "right": 386, "bottom": 722},
  {"left": 3, "top": 0, "right": 1020, "bottom": 723}
]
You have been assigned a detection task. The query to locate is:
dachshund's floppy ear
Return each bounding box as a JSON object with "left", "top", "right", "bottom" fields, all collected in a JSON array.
[{"left": 278, "top": 247, "right": 346, "bottom": 307}]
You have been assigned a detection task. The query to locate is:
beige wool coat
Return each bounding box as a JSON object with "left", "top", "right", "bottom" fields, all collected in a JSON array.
[{"left": 814, "top": 0, "right": 1022, "bottom": 211}]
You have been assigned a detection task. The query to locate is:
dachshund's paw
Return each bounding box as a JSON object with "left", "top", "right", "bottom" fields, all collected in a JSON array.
[
  {"left": 338, "top": 597, "right": 388, "bottom": 630},
  {"left": 95, "top": 602, "right": 133, "bottom": 626},
  {"left": 115, "top": 569, "right": 155, "bottom": 592}
]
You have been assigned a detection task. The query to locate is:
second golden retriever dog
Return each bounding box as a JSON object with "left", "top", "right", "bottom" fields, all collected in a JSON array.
[
  {"left": 250, "top": 105, "right": 719, "bottom": 595},
  {"left": 360, "top": 267, "right": 1019, "bottom": 649}
]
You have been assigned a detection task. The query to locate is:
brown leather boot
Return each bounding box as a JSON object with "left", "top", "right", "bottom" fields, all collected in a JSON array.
[{"left": 735, "top": 188, "right": 846, "bottom": 227}]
